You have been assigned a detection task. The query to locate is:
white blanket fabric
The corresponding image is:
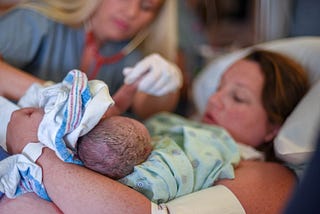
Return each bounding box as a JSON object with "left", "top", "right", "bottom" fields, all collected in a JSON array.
[{"left": 0, "top": 70, "right": 114, "bottom": 199}]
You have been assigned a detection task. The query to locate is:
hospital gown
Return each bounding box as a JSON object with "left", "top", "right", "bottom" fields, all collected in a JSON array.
[{"left": 120, "top": 113, "right": 240, "bottom": 203}]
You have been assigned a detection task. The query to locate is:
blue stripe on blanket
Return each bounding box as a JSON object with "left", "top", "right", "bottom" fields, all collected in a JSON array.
[{"left": 55, "top": 70, "right": 91, "bottom": 164}]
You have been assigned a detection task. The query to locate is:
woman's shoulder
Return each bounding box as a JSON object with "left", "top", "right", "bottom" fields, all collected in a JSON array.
[
  {"left": 2, "top": 8, "right": 47, "bottom": 22},
  {"left": 1, "top": 7, "right": 83, "bottom": 39},
  {"left": 0, "top": 8, "right": 52, "bottom": 32}
]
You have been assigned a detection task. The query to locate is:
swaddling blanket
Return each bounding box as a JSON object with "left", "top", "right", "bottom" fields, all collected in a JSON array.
[
  {"left": 0, "top": 70, "right": 114, "bottom": 200},
  {"left": 119, "top": 112, "right": 240, "bottom": 203}
]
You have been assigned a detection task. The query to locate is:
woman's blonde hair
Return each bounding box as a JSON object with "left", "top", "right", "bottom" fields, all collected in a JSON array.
[{"left": 14, "top": 0, "right": 177, "bottom": 61}]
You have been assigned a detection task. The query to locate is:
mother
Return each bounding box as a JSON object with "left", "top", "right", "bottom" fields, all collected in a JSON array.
[{"left": 1, "top": 49, "right": 309, "bottom": 213}]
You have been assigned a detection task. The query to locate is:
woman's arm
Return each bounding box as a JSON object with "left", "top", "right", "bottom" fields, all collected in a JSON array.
[
  {"left": 6, "top": 108, "right": 151, "bottom": 214},
  {"left": 0, "top": 60, "right": 44, "bottom": 100},
  {"left": 0, "top": 193, "right": 62, "bottom": 214},
  {"left": 37, "top": 148, "right": 151, "bottom": 214},
  {"left": 216, "top": 160, "right": 296, "bottom": 214}
]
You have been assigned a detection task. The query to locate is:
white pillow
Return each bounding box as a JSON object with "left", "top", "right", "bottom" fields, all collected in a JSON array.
[
  {"left": 192, "top": 36, "right": 320, "bottom": 165},
  {"left": 274, "top": 80, "right": 320, "bottom": 164}
]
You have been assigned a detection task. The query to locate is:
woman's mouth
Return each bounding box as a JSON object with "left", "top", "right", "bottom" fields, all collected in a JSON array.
[
  {"left": 113, "top": 18, "right": 130, "bottom": 31},
  {"left": 202, "top": 113, "right": 218, "bottom": 125}
]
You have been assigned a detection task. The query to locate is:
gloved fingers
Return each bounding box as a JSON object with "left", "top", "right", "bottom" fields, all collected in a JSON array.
[
  {"left": 140, "top": 70, "right": 171, "bottom": 95},
  {"left": 123, "top": 57, "right": 153, "bottom": 84},
  {"left": 122, "top": 67, "right": 133, "bottom": 76},
  {"left": 138, "top": 67, "right": 162, "bottom": 92},
  {"left": 124, "top": 53, "right": 183, "bottom": 96},
  {"left": 152, "top": 64, "right": 182, "bottom": 95},
  {"left": 152, "top": 73, "right": 179, "bottom": 96}
]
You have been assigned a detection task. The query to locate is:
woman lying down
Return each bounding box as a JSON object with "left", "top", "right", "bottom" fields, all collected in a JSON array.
[{"left": 0, "top": 49, "right": 309, "bottom": 213}]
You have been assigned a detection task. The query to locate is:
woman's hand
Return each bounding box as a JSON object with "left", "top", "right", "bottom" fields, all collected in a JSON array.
[
  {"left": 123, "top": 53, "right": 182, "bottom": 96},
  {"left": 6, "top": 108, "right": 44, "bottom": 154}
]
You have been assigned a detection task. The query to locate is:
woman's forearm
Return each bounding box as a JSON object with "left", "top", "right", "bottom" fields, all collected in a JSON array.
[
  {"left": 0, "top": 193, "right": 62, "bottom": 214},
  {"left": 37, "top": 148, "right": 151, "bottom": 214},
  {"left": 0, "top": 60, "right": 44, "bottom": 101}
]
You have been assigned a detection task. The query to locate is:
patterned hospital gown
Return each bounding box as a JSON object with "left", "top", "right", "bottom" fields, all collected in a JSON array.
[{"left": 119, "top": 112, "right": 240, "bottom": 203}]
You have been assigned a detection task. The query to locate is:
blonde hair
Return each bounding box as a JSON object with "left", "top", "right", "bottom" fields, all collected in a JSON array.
[
  {"left": 14, "top": 0, "right": 178, "bottom": 61},
  {"left": 142, "top": 0, "right": 178, "bottom": 61}
]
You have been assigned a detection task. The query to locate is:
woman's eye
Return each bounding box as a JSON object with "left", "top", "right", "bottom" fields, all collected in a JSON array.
[
  {"left": 140, "top": 1, "right": 153, "bottom": 10},
  {"left": 140, "top": 0, "right": 161, "bottom": 12},
  {"left": 233, "top": 93, "right": 247, "bottom": 103}
]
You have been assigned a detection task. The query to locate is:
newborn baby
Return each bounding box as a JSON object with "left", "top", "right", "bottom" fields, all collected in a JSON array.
[{"left": 77, "top": 115, "right": 152, "bottom": 179}]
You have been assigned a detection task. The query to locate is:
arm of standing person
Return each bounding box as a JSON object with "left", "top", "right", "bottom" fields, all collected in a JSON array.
[
  {"left": 0, "top": 59, "right": 44, "bottom": 101},
  {"left": 123, "top": 54, "right": 182, "bottom": 119},
  {"left": 132, "top": 90, "right": 180, "bottom": 119}
]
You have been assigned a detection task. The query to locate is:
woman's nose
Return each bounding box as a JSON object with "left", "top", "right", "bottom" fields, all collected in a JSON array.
[
  {"left": 208, "top": 91, "right": 224, "bottom": 110},
  {"left": 125, "top": 1, "right": 140, "bottom": 18}
]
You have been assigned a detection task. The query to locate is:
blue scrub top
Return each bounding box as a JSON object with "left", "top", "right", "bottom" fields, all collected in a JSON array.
[{"left": 0, "top": 8, "right": 143, "bottom": 96}]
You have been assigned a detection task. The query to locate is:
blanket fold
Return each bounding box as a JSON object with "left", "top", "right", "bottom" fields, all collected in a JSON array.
[{"left": 0, "top": 70, "right": 114, "bottom": 199}]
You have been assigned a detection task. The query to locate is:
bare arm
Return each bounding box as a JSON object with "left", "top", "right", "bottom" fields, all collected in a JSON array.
[
  {"left": 5, "top": 99, "right": 151, "bottom": 214},
  {"left": 107, "top": 76, "right": 180, "bottom": 120},
  {"left": 216, "top": 160, "right": 296, "bottom": 214},
  {"left": 132, "top": 90, "right": 180, "bottom": 119},
  {"left": 104, "top": 83, "right": 138, "bottom": 118},
  {"left": 0, "top": 60, "right": 44, "bottom": 100},
  {"left": 37, "top": 148, "right": 151, "bottom": 214},
  {"left": 0, "top": 193, "right": 62, "bottom": 214}
]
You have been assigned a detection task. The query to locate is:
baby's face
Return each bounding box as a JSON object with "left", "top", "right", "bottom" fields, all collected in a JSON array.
[{"left": 6, "top": 108, "right": 44, "bottom": 153}]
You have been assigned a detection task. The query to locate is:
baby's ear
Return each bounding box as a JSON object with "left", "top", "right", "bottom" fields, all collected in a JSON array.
[{"left": 264, "top": 124, "right": 281, "bottom": 142}]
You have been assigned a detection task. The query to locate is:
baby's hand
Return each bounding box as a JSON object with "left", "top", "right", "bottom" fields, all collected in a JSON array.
[{"left": 6, "top": 108, "right": 44, "bottom": 154}]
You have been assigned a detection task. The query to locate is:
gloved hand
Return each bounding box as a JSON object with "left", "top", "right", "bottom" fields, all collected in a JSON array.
[{"left": 123, "top": 54, "right": 182, "bottom": 96}]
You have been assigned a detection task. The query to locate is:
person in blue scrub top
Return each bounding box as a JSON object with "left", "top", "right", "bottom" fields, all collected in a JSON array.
[{"left": 0, "top": 0, "right": 182, "bottom": 120}]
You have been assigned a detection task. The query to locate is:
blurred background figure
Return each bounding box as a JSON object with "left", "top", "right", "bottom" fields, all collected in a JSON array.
[
  {"left": 176, "top": 0, "right": 210, "bottom": 116},
  {"left": 176, "top": 0, "right": 320, "bottom": 116}
]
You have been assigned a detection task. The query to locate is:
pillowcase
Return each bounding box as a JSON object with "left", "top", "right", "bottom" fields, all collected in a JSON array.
[
  {"left": 192, "top": 36, "right": 320, "bottom": 166},
  {"left": 274, "top": 80, "right": 320, "bottom": 164}
]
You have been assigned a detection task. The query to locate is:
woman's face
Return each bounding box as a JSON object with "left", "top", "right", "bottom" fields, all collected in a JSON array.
[
  {"left": 91, "top": 0, "right": 163, "bottom": 41},
  {"left": 202, "top": 59, "right": 278, "bottom": 147}
]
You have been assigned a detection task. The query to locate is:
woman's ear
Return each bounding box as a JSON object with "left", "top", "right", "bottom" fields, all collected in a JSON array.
[{"left": 264, "top": 124, "right": 281, "bottom": 142}]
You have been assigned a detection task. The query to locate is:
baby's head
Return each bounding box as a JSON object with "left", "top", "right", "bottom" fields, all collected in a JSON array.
[{"left": 77, "top": 116, "right": 152, "bottom": 179}]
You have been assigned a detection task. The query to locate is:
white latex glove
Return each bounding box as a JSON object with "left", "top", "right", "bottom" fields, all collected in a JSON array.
[{"left": 123, "top": 54, "right": 182, "bottom": 96}]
